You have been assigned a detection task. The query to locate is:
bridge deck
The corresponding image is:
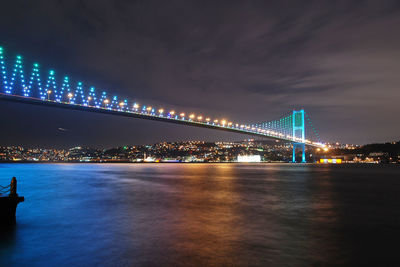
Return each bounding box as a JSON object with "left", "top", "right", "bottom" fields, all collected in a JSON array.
[{"left": 0, "top": 93, "right": 321, "bottom": 147}]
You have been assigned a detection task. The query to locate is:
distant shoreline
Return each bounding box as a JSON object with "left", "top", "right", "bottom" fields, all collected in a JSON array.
[
  {"left": 0, "top": 161, "right": 289, "bottom": 164},
  {"left": 0, "top": 161, "right": 394, "bottom": 164}
]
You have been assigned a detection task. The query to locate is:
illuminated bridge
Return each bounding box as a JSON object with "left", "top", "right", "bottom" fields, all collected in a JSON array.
[{"left": 0, "top": 46, "right": 326, "bottom": 162}]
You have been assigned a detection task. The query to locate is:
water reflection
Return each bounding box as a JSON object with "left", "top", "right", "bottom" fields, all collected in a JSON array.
[
  {"left": 0, "top": 163, "right": 399, "bottom": 266},
  {"left": 170, "top": 164, "right": 244, "bottom": 266},
  {"left": 0, "top": 225, "right": 16, "bottom": 254}
]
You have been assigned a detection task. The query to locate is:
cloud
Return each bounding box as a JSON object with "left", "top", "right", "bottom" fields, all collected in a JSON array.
[{"left": 0, "top": 0, "right": 399, "bottom": 145}]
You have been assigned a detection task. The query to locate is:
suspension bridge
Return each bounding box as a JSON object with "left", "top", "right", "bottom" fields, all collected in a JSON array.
[{"left": 0, "top": 46, "right": 326, "bottom": 162}]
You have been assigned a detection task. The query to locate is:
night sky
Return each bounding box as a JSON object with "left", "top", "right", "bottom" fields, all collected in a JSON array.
[{"left": 0, "top": 0, "right": 399, "bottom": 148}]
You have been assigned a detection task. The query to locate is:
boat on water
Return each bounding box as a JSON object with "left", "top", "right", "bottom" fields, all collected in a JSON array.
[{"left": 0, "top": 177, "right": 24, "bottom": 226}]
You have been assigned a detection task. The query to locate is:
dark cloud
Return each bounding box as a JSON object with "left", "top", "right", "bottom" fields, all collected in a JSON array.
[{"left": 0, "top": 0, "right": 399, "bottom": 147}]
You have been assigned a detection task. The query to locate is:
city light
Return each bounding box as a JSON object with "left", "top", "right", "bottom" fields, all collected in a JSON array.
[{"left": 238, "top": 155, "right": 261, "bottom": 163}]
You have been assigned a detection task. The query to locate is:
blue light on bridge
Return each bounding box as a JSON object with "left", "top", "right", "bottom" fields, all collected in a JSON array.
[{"left": 0, "top": 45, "right": 326, "bottom": 160}]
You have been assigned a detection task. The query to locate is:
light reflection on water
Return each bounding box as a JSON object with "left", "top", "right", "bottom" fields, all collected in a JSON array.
[{"left": 0, "top": 163, "right": 399, "bottom": 266}]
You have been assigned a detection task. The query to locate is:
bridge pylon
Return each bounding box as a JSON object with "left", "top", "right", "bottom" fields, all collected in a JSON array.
[{"left": 292, "top": 109, "right": 306, "bottom": 163}]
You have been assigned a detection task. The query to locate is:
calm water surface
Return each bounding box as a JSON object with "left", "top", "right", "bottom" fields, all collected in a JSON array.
[{"left": 0, "top": 163, "right": 399, "bottom": 266}]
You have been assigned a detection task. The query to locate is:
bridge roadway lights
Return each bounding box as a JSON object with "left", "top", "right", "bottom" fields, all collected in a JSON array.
[
  {"left": 0, "top": 48, "right": 325, "bottom": 151},
  {"left": 292, "top": 143, "right": 306, "bottom": 163}
]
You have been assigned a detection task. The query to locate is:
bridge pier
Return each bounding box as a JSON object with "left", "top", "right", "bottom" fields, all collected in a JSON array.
[{"left": 292, "top": 143, "right": 306, "bottom": 163}]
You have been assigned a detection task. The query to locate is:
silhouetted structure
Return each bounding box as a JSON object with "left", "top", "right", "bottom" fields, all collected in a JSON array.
[{"left": 0, "top": 177, "right": 24, "bottom": 226}]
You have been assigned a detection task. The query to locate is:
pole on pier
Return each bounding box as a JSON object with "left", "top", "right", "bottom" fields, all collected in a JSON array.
[{"left": 9, "top": 177, "right": 17, "bottom": 197}]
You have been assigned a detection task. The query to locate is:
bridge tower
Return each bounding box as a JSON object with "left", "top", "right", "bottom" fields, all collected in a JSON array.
[{"left": 292, "top": 109, "right": 306, "bottom": 163}]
